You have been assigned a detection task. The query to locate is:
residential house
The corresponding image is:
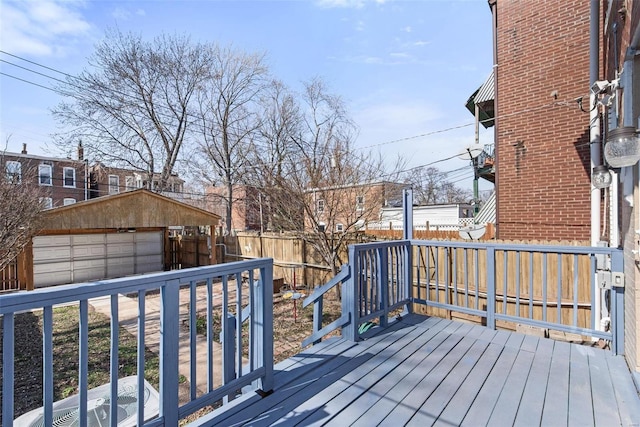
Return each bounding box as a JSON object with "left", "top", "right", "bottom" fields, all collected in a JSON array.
[
  {"left": 486, "top": 1, "right": 640, "bottom": 380},
  {"left": 205, "top": 185, "right": 262, "bottom": 234},
  {"left": 89, "top": 162, "right": 184, "bottom": 200},
  {"left": 370, "top": 202, "right": 475, "bottom": 231},
  {"left": 305, "top": 181, "right": 404, "bottom": 233},
  {"left": 1, "top": 143, "right": 88, "bottom": 209}
]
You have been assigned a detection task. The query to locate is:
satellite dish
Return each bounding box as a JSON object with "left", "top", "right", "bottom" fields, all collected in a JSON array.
[
  {"left": 459, "top": 224, "right": 486, "bottom": 240},
  {"left": 457, "top": 144, "right": 484, "bottom": 160}
]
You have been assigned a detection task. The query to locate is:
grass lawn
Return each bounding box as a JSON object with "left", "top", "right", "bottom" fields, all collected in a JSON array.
[{"left": 0, "top": 305, "right": 159, "bottom": 423}]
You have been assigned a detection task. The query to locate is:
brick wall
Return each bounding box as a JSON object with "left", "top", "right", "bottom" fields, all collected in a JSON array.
[{"left": 495, "top": 0, "right": 593, "bottom": 240}]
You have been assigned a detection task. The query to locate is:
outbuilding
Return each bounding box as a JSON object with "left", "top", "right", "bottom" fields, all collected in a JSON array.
[{"left": 17, "top": 189, "right": 220, "bottom": 289}]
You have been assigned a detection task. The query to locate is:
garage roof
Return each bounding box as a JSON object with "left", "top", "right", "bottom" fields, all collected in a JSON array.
[{"left": 41, "top": 189, "right": 221, "bottom": 230}]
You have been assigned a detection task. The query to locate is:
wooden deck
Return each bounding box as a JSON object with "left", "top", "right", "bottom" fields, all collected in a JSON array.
[{"left": 193, "top": 314, "right": 640, "bottom": 426}]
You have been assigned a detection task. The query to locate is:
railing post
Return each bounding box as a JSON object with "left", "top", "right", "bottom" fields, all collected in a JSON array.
[
  {"left": 404, "top": 241, "right": 413, "bottom": 313},
  {"left": 254, "top": 263, "right": 274, "bottom": 392},
  {"left": 403, "top": 188, "right": 413, "bottom": 240},
  {"left": 160, "top": 279, "right": 180, "bottom": 426},
  {"left": 312, "top": 297, "right": 324, "bottom": 345},
  {"left": 610, "top": 249, "right": 625, "bottom": 355},
  {"left": 342, "top": 246, "right": 358, "bottom": 341},
  {"left": 486, "top": 247, "right": 496, "bottom": 330}
]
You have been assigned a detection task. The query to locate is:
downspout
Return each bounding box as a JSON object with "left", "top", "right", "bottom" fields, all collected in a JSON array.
[
  {"left": 589, "top": 0, "right": 603, "bottom": 333},
  {"left": 488, "top": 0, "right": 498, "bottom": 237}
]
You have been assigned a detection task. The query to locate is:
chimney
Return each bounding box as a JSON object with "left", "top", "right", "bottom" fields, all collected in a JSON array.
[
  {"left": 21, "top": 143, "right": 27, "bottom": 154},
  {"left": 77, "top": 140, "right": 84, "bottom": 161}
]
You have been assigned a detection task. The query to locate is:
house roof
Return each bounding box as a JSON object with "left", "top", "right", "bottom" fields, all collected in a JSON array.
[
  {"left": 465, "top": 71, "right": 495, "bottom": 129},
  {"left": 41, "top": 189, "right": 220, "bottom": 230}
]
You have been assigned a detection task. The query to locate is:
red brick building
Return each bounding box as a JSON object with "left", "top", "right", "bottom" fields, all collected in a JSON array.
[
  {"left": 490, "top": 0, "right": 593, "bottom": 241},
  {"left": 1, "top": 143, "right": 88, "bottom": 208}
]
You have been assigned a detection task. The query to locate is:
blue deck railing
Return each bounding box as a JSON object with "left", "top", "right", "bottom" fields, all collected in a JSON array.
[
  {"left": 1, "top": 259, "right": 274, "bottom": 426},
  {"left": 304, "top": 240, "right": 625, "bottom": 355}
]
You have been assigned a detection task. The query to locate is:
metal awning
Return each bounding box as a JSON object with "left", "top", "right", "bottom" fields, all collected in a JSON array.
[{"left": 465, "top": 71, "right": 495, "bottom": 128}]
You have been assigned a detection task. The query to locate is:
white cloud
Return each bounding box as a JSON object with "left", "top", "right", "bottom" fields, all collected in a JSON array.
[
  {"left": 0, "top": 0, "right": 91, "bottom": 57},
  {"left": 413, "top": 40, "right": 430, "bottom": 47},
  {"left": 403, "top": 26, "right": 412, "bottom": 33},
  {"left": 111, "top": 6, "right": 146, "bottom": 21},
  {"left": 356, "top": 20, "right": 365, "bottom": 31}
]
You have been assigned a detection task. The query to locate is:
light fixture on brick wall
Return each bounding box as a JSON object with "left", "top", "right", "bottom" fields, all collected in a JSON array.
[
  {"left": 604, "top": 126, "right": 640, "bottom": 168},
  {"left": 592, "top": 165, "right": 612, "bottom": 189}
]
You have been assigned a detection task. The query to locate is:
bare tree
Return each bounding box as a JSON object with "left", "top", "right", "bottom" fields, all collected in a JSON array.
[
  {"left": 244, "top": 79, "right": 302, "bottom": 231},
  {"left": 0, "top": 149, "right": 45, "bottom": 270},
  {"left": 53, "top": 30, "right": 213, "bottom": 192},
  {"left": 403, "top": 166, "right": 471, "bottom": 205},
  {"left": 193, "top": 46, "right": 269, "bottom": 233},
  {"left": 261, "top": 78, "right": 402, "bottom": 277}
]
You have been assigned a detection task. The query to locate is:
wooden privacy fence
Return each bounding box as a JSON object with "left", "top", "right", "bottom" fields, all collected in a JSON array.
[
  {"left": 221, "top": 232, "right": 373, "bottom": 290},
  {"left": 365, "top": 223, "right": 496, "bottom": 241},
  {"left": 0, "top": 259, "right": 19, "bottom": 292},
  {"left": 413, "top": 244, "right": 593, "bottom": 328},
  {"left": 168, "top": 234, "right": 212, "bottom": 269}
]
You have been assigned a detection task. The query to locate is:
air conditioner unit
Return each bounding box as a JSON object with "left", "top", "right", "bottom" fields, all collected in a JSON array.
[{"left": 14, "top": 376, "right": 159, "bottom": 427}]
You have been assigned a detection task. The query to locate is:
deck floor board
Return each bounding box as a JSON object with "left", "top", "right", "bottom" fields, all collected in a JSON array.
[{"left": 191, "top": 315, "right": 640, "bottom": 427}]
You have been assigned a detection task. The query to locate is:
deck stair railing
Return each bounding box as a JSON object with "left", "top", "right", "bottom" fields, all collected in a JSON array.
[
  {"left": 304, "top": 239, "right": 625, "bottom": 355},
  {"left": 1, "top": 258, "right": 274, "bottom": 426}
]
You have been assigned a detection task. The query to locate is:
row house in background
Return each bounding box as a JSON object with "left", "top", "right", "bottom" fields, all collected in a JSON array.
[
  {"left": 89, "top": 162, "right": 185, "bottom": 200},
  {"left": 305, "top": 181, "right": 405, "bottom": 233},
  {"left": 1, "top": 143, "right": 88, "bottom": 208},
  {"left": 205, "top": 185, "right": 262, "bottom": 234}
]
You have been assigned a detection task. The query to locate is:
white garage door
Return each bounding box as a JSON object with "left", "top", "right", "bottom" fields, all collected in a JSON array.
[{"left": 33, "top": 232, "right": 164, "bottom": 287}]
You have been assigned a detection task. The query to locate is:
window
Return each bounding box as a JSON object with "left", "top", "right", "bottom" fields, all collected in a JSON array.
[
  {"left": 336, "top": 223, "right": 344, "bottom": 232},
  {"left": 39, "top": 164, "right": 52, "bottom": 186},
  {"left": 109, "top": 175, "right": 119, "bottom": 194},
  {"left": 125, "top": 176, "right": 135, "bottom": 191},
  {"left": 63, "top": 198, "right": 76, "bottom": 206},
  {"left": 63, "top": 167, "right": 75, "bottom": 187},
  {"left": 40, "top": 197, "right": 53, "bottom": 209},
  {"left": 317, "top": 199, "right": 325, "bottom": 213},
  {"left": 5, "top": 161, "right": 21, "bottom": 183},
  {"left": 356, "top": 195, "right": 365, "bottom": 211}
]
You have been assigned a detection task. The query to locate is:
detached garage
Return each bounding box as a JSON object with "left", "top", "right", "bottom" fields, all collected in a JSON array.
[{"left": 19, "top": 189, "right": 220, "bottom": 289}]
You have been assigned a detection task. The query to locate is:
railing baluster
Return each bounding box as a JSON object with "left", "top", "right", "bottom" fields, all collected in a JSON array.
[
  {"left": 474, "top": 249, "right": 479, "bottom": 310},
  {"left": 236, "top": 273, "right": 243, "bottom": 380},
  {"left": 206, "top": 277, "right": 214, "bottom": 391},
  {"left": 557, "top": 254, "right": 562, "bottom": 324},
  {"left": 464, "top": 248, "right": 469, "bottom": 308},
  {"left": 529, "top": 252, "right": 534, "bottom": 318},
  {"left": 542, "top": 254, "right": 548, "bottom": 322},
  {"left": 486, "top": 246, "right": 496, "bottom": 329},
  {"left": 516, "top": 251, "right": 521, "bottom": 318},
  {"left": 573, "top": 255, "right": 579, "bottom": 327},
  {"left": 79, "top": 300, "right": 88, "bottom": 427},
  {"left": 3, "top": 314, "right": 15, "bottom": 427},
  {"left": 137, "top": 290, "right": 146, "bottom": 427},
  {"left": 43, "top": 306, "right": 53, "bottom": 427},
  {"left": 190, "top": 280, "right": 197, "bottom": 400},
  {"left": 453, "top": 248, "right": 458, "bottom": 308},
  {"left": 503, "top": 250, "right": 508, "bottom": 314},
  {"left": 110, "top": 294, "right": 119, "bottom": 424}
]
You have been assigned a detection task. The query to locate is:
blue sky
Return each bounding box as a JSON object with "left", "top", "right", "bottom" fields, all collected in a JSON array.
[{"left": 0, "top": 0, "right": 494, "bottom": 190}]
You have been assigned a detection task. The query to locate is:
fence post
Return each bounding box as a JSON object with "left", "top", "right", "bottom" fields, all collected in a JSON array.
[
  {"left": 486, "top": 247, "right": 496, "bottom": 330},
  {"left": 403, "top": 188, "right": 413, "bottom": 240},
  {"left": 160, "top": 279, "right": 180, "bottom": 426}
]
